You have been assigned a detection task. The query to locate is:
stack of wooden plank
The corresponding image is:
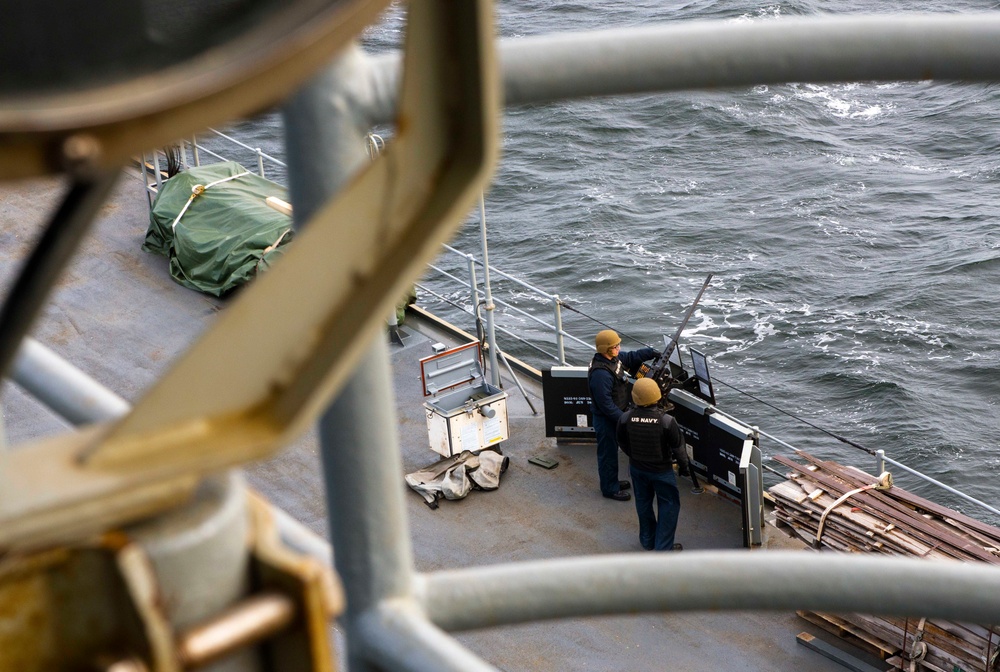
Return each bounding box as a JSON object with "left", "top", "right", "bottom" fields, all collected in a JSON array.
[{"left": 769, "top": 451, "right": 1000, "bottom": 672}]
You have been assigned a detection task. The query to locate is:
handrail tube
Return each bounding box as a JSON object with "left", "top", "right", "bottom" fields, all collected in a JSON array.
[
  {"left": 427, "top": 263, "right": 475, "bottom": 292},
  {"left": 413, "top": 283, "right": 561, "bottom": 362},
  {"left": 11, "top": 337, "right": 131, "bottom": 426},
  {"left": 492, "top": 324, "right": 559, "bottom": 362},
  {"left": 881, "top": 454, "right": 1000, "bottom": 519},
  {"left": 187, "top": 144, "right": 231, "bottom": 166},
  {"left": 427, "top": 263, "right": 591, "bottom": 351},
  {"left": 427, "top": 264, "right": 563, "bottom": 336},
  {"left": 715, "top": 408, "right": 1000, "bottom": 521},
  {"left": 429, "top": 255, "right": 606, "bottom": 357},
  {"left": 713, "top": 408, "right": 801, "bottom": 454},
  {"left": 368, "top": 15, "right": 1000, "bottom": 124},
  {"left": 358, "top": 600, "right": 496, "bottom": 672},
  {"left": 558, "top": 328, "right": 596, "bottom": 353},
  {"left": 205, "top": 129, "right": 288, "bottom": 167},
  {"left": 419, "top": 552, "right": 1000, "bottom": 632},
  {"left": 416, "top": 281, "right": 572, "bottom": 363},
  {"left": 480, "top": 264, "right": 557, "bottom": 300},
  {"left": 440, "top": 244, "right": 558, "bottom": 300}
]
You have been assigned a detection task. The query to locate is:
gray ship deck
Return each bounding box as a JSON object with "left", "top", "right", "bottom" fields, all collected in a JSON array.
[{"left": 0, "top": 175, "right": 886, "bottom": 671}]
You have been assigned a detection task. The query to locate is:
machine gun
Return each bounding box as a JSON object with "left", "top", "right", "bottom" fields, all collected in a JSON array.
[
  {"left": 636, "top": 273, "right": 713, "bottom": 495},
  {"left": 636, "top": 273, "right": 714, "bottom": 397}
]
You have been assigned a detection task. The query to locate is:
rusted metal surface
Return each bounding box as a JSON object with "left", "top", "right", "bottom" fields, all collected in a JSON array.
[
  {"left": 0, "top": 543, "right": 155, "bottom": 672},
  {"left": 0, "top": 482, "right": 339, "bottom": 672}
]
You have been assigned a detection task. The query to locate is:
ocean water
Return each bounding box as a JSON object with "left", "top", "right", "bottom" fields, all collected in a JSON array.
[{"left": 230, "top": 1, "right": 1000, "bottom": 517}]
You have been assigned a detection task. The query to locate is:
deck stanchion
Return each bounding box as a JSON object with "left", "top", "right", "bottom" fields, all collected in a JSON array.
[
  {"left": 284, "top": 48, "right": 414, "bottom": 672},
  {"left": 497, "top": 349, "right": 538, "bottom": 416},
  {"left": 553, "top": 295, "right": 566, "bottom": 365},
  {"left": 153, "top": 151, "right": 163, "bottom": 192},
  {"left": 478, "top": 194, "right": 500, "bottom": 387},
  {"left": 175, "top": 141, "right": 188, "bottom": 173},
  {"left": 282, "top": 39, "right": 496, "bottom": 671},
  {"left": 467, "top": 254, "right": 480, "bottom": 316}
]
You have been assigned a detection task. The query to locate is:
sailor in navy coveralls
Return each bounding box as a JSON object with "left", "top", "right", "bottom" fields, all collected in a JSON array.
[
  {"left": 587, "top": 329, "right": 659, "bottom": 502},
  {"left": 617, "top": 377, "right": 689, "bottom": 551}
]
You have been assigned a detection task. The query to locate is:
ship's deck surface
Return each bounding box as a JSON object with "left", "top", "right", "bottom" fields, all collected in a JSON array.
[{"left": 1, "top": 175, "right": 885, "bottom": 671}]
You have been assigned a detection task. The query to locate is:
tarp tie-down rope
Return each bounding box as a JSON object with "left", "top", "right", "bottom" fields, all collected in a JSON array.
[
  {"left": 814, "top": 471, "right": 893, "bottom": 547},
  {"left": 908, "top": 617, "right": 928, "bottom": 672},
  {"left": 255, "top": 228, "right": 292, "bottom": 274},
  {"left": 170, "top": 171, "right": 251, "bottom": 231}
]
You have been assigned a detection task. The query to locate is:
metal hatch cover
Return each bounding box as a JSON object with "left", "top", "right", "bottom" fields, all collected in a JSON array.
[{"left": 419, "top": 341, "right": 485, "bottom": 397}]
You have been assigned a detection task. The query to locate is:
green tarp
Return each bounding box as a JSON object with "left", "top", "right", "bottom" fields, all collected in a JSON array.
[{"left": 143, "top": 161, "right": 293, "bottom": 297}]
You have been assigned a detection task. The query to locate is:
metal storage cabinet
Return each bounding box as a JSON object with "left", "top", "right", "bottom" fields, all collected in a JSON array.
[{"left": 420, "top": 342, "right": 509, "bottom": 457}]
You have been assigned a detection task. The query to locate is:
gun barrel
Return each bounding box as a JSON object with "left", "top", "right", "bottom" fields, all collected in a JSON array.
[{"left": 647, "top": 273, "right": 714, "bottom": 382}]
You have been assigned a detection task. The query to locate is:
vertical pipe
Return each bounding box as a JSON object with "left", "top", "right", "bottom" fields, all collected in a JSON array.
[
  {"left": 467, "top": 254, "right": 480, "bottom": 315},
  {"left": 256, "top": 148, "right": 265, "bottom": 177},
  {"left": 553, "top": 295, "right": 566, "bottom": 365},
  {"left": 192, "top": 137, "right": 201, "bottom": 167},
  {"left": 153, "top": 151, "right": 163, "bottom": 192},
  {"left": 876, "top": 449, "right": 885, "bottom": 475},
  {"left": 478, "top": 195, "right": 500, "bottom": 386},
  {"left": 283, "top": 44, "right": 415, "bottom": 672},
  {"left": 179, "top": 141, "right": 190, "bottom": 172}
]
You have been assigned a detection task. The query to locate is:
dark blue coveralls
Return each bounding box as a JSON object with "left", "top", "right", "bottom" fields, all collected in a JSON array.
[{"left": 587, "top": 346, "right": 658, "bottom": 498}]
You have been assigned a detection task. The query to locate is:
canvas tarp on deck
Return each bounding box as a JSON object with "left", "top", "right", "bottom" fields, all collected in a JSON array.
[{"left": 143, "top": 161, "right": 293, "bottom": 296}]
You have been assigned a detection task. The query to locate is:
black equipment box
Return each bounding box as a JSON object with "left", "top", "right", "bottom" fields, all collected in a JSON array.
[
  {"left": 668, "top": 387, "right": 763, "bottom": 547},
  {"left": 542, "top": 366, "right": 595, "bottom": 442}
]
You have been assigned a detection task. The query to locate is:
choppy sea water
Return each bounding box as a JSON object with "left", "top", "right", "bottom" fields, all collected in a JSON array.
[{"left": 229, "top": 1, "right": 1000, "bottom": 518}]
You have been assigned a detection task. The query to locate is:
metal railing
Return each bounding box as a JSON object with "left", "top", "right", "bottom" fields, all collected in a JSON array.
[
  {"left": 188, "top": 128, "right": 288, "bottom": 178},
  {"left": 420, "top": 244, "right": 594, "bottom": 366},
  {"left": 136, "top": 126, "right": 594, "bottom": 368},
  {"left": 137, "top": 128, "right": 288, "bottom": 200},
  {"left": 133, "top": 115, "right": 1000, "bottom": 528},
  {"left": 710, "top": 406, "right": 1000, "bottom": 524},
  {"left": 115, "top": 16, "right": 1000, "bottom": 668}
]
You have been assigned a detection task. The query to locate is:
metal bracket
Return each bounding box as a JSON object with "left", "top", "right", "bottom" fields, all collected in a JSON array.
[{"left": 0, "top": 0, "right": 498, "bottom": 554}]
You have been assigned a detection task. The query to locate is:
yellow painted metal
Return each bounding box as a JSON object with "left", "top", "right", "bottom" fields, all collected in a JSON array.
[
  {"left": 0, "top": 544, "right": 155, "bottom": 672},
  {"left": 246, "top": 490, "right": 344, "bottom": 672},
  {"left": 0, "top": 426, "right": 200, "bottom": 554},
  {"left": 0, "top": 0, "right": 499, "bottom": 554},
  {"left": 0, "top": 494, "right": 343, "bottom": 672},
  {"left": 0, "top": 0, "right": 392, "bottom": 179}
]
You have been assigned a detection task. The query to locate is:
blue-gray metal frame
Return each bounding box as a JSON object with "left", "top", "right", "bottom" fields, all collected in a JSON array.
[
  {"left": 366, "top": 14, "right": 1000, "bottom": 120},
  {"left": 288, "top": 14, "right": 1000, "bottom": 672},
  {"left": 9, "top": 12, "right": 1000, "bottom": 671}
]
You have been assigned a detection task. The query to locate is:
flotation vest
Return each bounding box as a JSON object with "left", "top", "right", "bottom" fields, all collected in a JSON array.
[
  {"left": 589, "top": 355, "right": 630, "bottom": 411},
  {"left": 626, "top": 405, "right": 665, "bottom": 464}
]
